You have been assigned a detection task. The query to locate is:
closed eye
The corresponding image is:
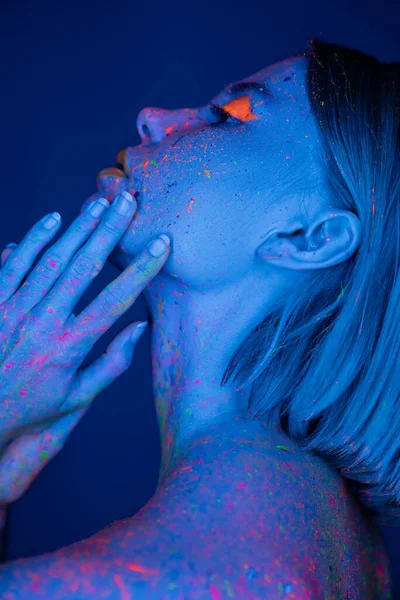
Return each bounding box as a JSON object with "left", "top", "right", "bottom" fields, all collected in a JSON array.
[
  {"left": 209, "top": 102, "right": 243, "bottom": 124},
  {"left": 210, "top": 95, "right": 259, "bottom": 125}
]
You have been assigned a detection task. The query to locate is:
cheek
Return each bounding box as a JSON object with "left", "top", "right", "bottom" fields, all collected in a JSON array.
[{"left": 169, "top": 225, "right": 251, "bottom": 289}]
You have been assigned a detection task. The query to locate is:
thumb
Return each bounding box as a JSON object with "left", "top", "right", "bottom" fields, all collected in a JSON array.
[{"left": 60, "top": 321, "right": 148, "bottom": 413}]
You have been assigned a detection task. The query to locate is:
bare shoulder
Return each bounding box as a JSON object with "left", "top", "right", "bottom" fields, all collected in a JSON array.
[
  {"left": 27, "top": 417, "right": 386, "bottom": 600},
  {"left": 0, "top": 420, "right": 391, "bottom": 600},
  {"left": 140, "top": 418, "right": 392, "bottom": 599}
]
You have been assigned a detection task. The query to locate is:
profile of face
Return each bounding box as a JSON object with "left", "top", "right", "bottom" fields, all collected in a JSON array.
[
  {"left": 87, "top": 54, "right": 344, "bottom": 290},
  {"left": 83, "top": 52, "right": 362, "bottom": 465}
]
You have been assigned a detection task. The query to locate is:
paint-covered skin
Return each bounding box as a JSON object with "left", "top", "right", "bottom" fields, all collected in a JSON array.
[
  {"left": 89, "top": 55, "right": 362, "bottom": 485},
  {"left": 0, "top": 419, "right": 392, "bottom": 598},
  {"left": 0, "top": 53, "right": 391, "bottom": 597},
  {"left": 0, "top": 193, "right": 170, "bottom": 504}
]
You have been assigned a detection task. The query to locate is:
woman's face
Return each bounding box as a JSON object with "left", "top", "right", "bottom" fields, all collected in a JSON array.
[{"left": 88, "top": 54, "right": 321, "bottom": 289}]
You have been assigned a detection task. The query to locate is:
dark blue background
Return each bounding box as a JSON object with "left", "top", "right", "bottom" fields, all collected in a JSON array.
[{"left": 1, "top": 0, "right": 399, "bottom": 596}]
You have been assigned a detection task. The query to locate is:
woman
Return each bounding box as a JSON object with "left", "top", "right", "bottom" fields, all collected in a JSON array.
[{"left": 0, "top": 37, "right": 395, "bottom": 598}]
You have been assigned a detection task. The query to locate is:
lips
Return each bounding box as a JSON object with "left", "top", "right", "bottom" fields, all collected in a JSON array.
[
  {"left": 96, "top": 166, "right": 127, "bottom": 191},
  {"left": 93, "top": 167, "right": 126, "bottom": 204},
  {"left": 81, "top": 146, "right": 145, "bottom": 215},
  {"left": 116, "top": 148, "right": 128, "bottom": 173},
  {"left": 96, "top": 162, "right": 143, "bottom": 195},
  {"left": 76, "top": 168, "right": 132, "bottom": 215}
]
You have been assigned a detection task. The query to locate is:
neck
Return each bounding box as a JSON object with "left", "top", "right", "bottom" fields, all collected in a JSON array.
[{"left": 142, "top": 269, "right": 277, "bottom": 487}]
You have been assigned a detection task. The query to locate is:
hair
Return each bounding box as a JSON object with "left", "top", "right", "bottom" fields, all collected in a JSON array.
[{"left": 221, "top": 37, "right": 400, "bottom": 527}]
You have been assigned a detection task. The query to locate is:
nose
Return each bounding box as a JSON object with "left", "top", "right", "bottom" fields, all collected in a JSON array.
[{"left": 136, "top": 106, "right": 208, "bottom": 145}]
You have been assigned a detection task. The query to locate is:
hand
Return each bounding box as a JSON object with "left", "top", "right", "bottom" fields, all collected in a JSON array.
[
  {"left": 0, "top": 192, "right": 170, "bottom": 500},
  {"left": 0, "top": 242, "right": 84, "bottom": 506},
  {"left": 0, "top": 248, "right": 90, "bottom": 506}
]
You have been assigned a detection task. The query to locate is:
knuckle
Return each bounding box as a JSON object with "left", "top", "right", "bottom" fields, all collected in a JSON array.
[
  {"left": 99, "top": 287, "right": 126, "bottom": 316},
  {"left": 101, "top": 219, "right": 121, "bottom": 236},
  {"left": 25, "top": 231, "right": 42, "bottom": 246},
  {"left": 134, "top": 258, "right": 152, "bottom": 278},
  {"left": 70, "top": 253, "right": 101, "bottom": 280},
  {"left": 38, "top": 252, "right": 64, "bottom": 276},
  {"left": 5, "top": 255, "right": 28, "bottom": 274},
  {"left": 70, "top": 221, "right": 88, "bottom": 236}
]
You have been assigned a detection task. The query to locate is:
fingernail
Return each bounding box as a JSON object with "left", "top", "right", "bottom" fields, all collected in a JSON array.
[
  {"left": 121, "top": 191, "right": 133, "bottom": 202},
  {"left": 148, "top": 234, "right": 170, "bottom": 257},
  {"left": 5, "top": 243, "right": 17, "bottom": 249},
  {"left": 43, "top": 212, "right": 61, "bottom": 229},
  {"left": 88, "top": 198, "right": 109, "bottom": 218},
  {"left": 114, "top": 191, "right": 134, "bottom": 215}
]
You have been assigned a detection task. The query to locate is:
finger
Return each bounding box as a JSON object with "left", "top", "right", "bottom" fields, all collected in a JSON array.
[
  {"left": 80, "top": 190, "right": 115, "bottom": 215},
  {"left": 58, "top": 321, "right": 148, "bottom": 413},
  {"left": 0, "top": 244, "right": 17, "bottom": 267},
  {"left": 0, "top": 248, "right": 11, "bottom": 266},
  {"left": 0, "top": 408, "right": 86, "bottom": 505},
  {"left": 73, "top": 235, "right": 169, "bottom": 343},
  {"left": 0, "top": 213, "right": 62, "bottom": 304},
  {"left": 10, "top": 197, "right": 112, "bottom": 316},
  {"left": 38, "top": 191, "right": 137, "bottom": 319}
]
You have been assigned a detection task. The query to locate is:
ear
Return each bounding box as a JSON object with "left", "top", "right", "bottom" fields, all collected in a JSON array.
[{"left": 257, "top": 209, "right": 362, "bottom": 270}]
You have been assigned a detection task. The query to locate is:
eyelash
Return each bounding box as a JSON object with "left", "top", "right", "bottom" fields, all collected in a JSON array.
[{"left": 209, "top": 102, "right": 243, "bottom": 124}]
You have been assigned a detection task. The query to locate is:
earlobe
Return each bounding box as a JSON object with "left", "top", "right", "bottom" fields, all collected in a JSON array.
[{"left": 257, "top": 209, "right": 362, "bottom": 271}]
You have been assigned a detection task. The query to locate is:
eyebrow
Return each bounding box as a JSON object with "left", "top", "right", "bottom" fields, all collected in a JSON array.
[{"left": 227, "top": 80, "right": 276, "bottom": 99}]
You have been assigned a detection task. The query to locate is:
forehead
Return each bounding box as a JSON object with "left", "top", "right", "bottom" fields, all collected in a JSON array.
[{"left": 239, "top": 55, "right": 309, "bottom": 99}]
